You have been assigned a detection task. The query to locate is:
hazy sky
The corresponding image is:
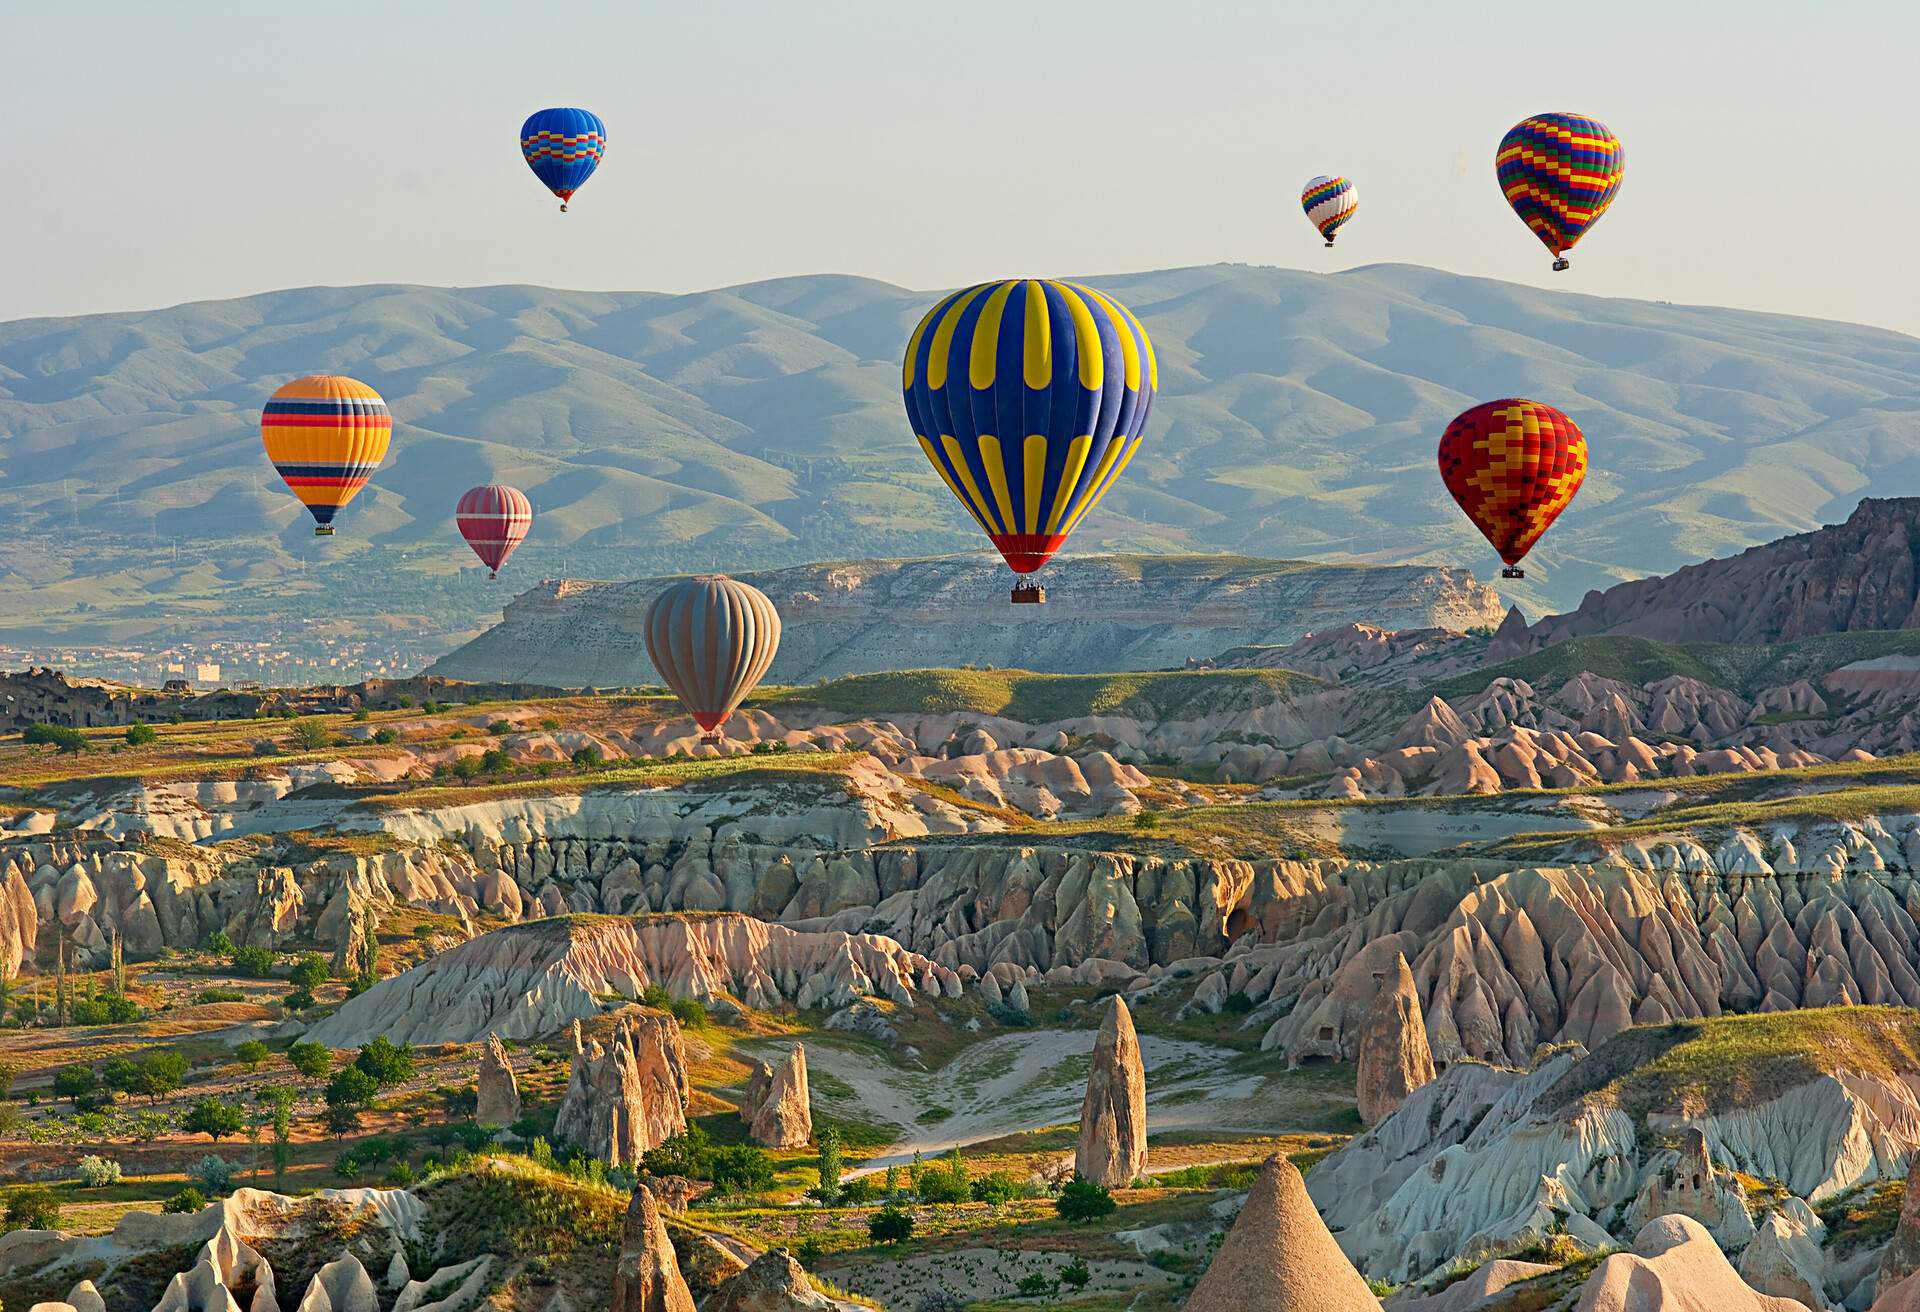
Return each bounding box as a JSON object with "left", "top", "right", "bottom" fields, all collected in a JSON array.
[{"left": 5, "top": 0, "right": 1918, "bottom": 335}]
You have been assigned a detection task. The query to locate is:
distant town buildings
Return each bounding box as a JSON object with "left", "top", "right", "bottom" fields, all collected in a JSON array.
[{"left": 0, "top": 628, "right": 442, "bottom": 689}]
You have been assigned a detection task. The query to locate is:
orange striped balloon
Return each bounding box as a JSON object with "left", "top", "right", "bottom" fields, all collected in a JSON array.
[{"left": 261, "top": 376, "right": 392, "bottom": 535}]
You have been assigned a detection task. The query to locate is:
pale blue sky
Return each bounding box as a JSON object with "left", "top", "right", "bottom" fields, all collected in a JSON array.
[{"left": 5, "top": 0, "right": 1917, "bottom": 334}]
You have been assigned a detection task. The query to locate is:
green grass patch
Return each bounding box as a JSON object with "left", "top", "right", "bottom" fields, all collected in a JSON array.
[{"left": 763, "top": 667, "right": 1320, "bottom": 723}]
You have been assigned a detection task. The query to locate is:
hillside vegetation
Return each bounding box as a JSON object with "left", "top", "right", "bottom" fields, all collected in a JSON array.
[
  {"left": 764, "top": 667, "right": 1321, "bottom": 722},
  {"left": 8, "top": 264, "right": 1920, "bottom": 644}
]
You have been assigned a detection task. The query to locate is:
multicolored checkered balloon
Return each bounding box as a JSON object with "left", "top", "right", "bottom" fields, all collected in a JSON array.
[
  {"left": 1438, "top": 398, "right": 1587, "bottom": 576},
  {"left": 1496, "top": 112, "right": 1623, "bottom": 270}
]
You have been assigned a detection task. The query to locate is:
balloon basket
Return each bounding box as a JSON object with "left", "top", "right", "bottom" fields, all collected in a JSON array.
[
  {"left": 488, "top": 570, "right": 498, "bottom": 580},
  {"left": 1551, "top": 258, "right": 1570, "bottom": 272},
  {"left": 1502, "top": 567, "right": 1525, "bottom": 579},
  {"left": 1325, "top": 240, "right": 1335, "bottom": 248},
  {"left": 313, "top": 526, "right": 335, "bottom": 537},
  {"left": 1011, "top": 583, "right": 1046, "bottom": 604},
  {"left": 701, "top": 732, "right": 723, "bottom": 746}
]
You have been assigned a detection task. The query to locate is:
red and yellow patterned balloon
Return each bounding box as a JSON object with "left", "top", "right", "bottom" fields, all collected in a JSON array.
[{"left": 1437, "top": 399, "right": 1587, "bottom": 578}]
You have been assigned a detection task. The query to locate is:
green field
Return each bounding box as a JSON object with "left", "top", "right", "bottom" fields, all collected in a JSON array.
[{"left": 764, "top": 667, "right": 1321, "bottom": 723}]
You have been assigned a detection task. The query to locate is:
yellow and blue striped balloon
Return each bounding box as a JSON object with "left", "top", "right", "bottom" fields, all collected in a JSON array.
[{"left": 902, "top": 280, "right": 1156, "bottom": 575}]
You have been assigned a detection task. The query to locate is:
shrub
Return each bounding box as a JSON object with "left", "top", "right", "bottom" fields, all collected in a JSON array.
[
  {"left": 195, "top": 987, "right": 245, "bottom": 1005},
  {"left": 76, "top": 1155, "right": 122, "bottom": 1188},
  {"left": 1132, "top": 810, "right": 1160, "bottom": 829},
  {"left": 917, "top": 1164, "right": 970, "bottom": 1204},
  {"left": 125, "top": 723, "right": 158, "bottom": 746},
  {"left": 1055, "top": 1175, "right": 1116, "bottom": 1223},
  {"left": 355, "top": 1037, "right": 415, "bottom": 1087},
  {"left": 352, "top": 708, "right": 371, "bottom": 721},
  {"left": 480, "top": 748, "right": 511, "bottom": 774},
  {"left": 334, "top": 1152, "right": 361, "bottom": 1179},
  {"left": 183, "top": 1098, "right": 245, "bottom": 1142},
  {"left": 1016, "top": 1273, "right": 1057, "bottom": 1298},
  {"left": 385, "top": 1160, "right": 416, "bottom": 1186},
  {"left": 487, "top": 721, "right": 514, "bottom": 736},
  {"left": 0, "top": 1057, "right": 12, "bottom": 1097},
  {"left": 836, "top": 1175, "right": 879, "bottom": 1204},
  {"left": 288, "top": 953, "right": 330, "bottom": 991},
  {"left": 970, "top": 1171, "right": 1023, "bottom": 1205},
  {"left": 234, "top": 1040, "right": 270, "bottom": 1071},
  {"left": 1060, "top": 1256, "right": 1091, "bottom": 1290},
  {"left": 137, "top": 1051, "right": 188, "bottom": 1101},
  {"left": 284, "top": 987, "right": 316, "bottom": 1012},
  {"left": 570, "top": 746, "right": 603, "bottom": 769},
  {"left": 707, "top": 1145, "right": 775, "bottom": 1193},
  {"left": 868, "top": 1205, "right": 914, "bottom": 1245},
  {"left": 23, "top": 723, "right": 88, "bottom": 754},
  {"left": 451, "top": 756, "right": 480, "bottom": 780},
  {"left": 372, "top": 727, "right": 398, "bottom": 744},
  {"left": 69, "top": 994, "right": 140, "bottom": 1025},
  {"left": 229, "top": 945, "right": 275, "bottom": 978},
  {"left": 190, "top": 1155, "right": 235, "bottom": 1195},
  {"left": 540, "top": 717, "right": 561, "bottom": 731},
  {"left": 325, "top": 1104, "right": 361, "bottom": 1138},
  {"left": 288, "top": 1041, "right": 332, "bottom": 1080},
  {"left": 5, "top": 1185, "right": 61, "bottom": 1231},
  {"left": 162, "top": 1186, "right": 207, "bottom": 1214},
  {"left": 290, "top": 719, "right": 330, "bottom": 749},
  {"left": 252, "top": 740, "right": 280, "bottom": 757}
]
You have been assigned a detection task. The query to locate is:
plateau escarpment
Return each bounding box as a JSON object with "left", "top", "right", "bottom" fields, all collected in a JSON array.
[{"left": 426, "top": 552, "right": 1505, "bottom": 687}]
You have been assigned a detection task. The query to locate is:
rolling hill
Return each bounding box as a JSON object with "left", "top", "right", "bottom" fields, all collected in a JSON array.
[{"left": 4, "top": 263, "right": 1919, "bottom": 650}]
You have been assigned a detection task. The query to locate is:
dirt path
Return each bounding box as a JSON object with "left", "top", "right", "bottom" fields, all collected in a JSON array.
[{"left": 741, "top": 1027, "right": 1341, "bottom": 1173}]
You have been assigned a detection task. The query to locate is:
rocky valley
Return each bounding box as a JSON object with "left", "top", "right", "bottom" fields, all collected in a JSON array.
[{"left": 12, "top": 506, "right": 1920, "bottom": 1309}]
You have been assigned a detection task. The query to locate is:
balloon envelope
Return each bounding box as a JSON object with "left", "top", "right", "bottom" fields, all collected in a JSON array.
[
  {"left": 902, "top": 279, "right": 1156, "bottom": 575},
  {"left": 520, "top": 107, "right": 605, "bottom": 209},
  {"left": 457, "top": 485, "right": 532, "bottom": 577},
  {"left": 260, "top": 376, "right": 392, "bottom": 534},
  {"left": 1438, "top": 399, "right": 1588, "bottom": 567},
  {"left": 1301, "top": 175, "right": 1357, "bottom": 244},
  {"left": 643, "top": 576, "right": 782, "bottom": 734},
  {"left": 1496, "top": 113, "right": 1624, "bottom": 264}
]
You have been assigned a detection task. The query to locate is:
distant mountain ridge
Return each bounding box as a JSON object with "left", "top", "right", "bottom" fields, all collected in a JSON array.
[
  {"left": 4, "top": 263, "right": 1919, "bottom": 646},
  {"left": 425, "top": 552, "right": 1505, "bottom": 686}
]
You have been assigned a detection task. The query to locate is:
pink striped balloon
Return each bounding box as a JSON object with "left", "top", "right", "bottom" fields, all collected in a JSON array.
[{"left": 456, "top": 485, "right": 533, "bottom": 578}]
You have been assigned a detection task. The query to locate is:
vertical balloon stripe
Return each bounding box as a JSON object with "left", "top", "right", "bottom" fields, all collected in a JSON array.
[
  {"left": 644, "top": 577, "right": 781, "bottom": 733},
  {"left": 903, "top": 290, "right": 959, "bottom": 392},
  {"left": 1022, "top": 435, "right": 1048, "bottom": 535},
  {"left": 941, "top": 434, "right": 1003, "bottom": 534},
  {"left": 1045, "top": 435, "right": 1094, "bottom": 535},
  {"left": 969, "top": 282, "right": 1016, "bottom": 389},
  {"left": 918, "top": 436, "right": 993, "bottom": 535},
  {"left": 978, "top": 436, "right": 1018, "bottom": 535}
]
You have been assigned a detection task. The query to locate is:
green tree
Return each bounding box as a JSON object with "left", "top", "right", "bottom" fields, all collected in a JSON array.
[
  {"left": 326, "top": 1067, "right": 380, "bottom": 1111},
  {"left": 229, "top": 945, "right": 275, "bottom": 978},
  {"left": 288, "top": 954, "right": 330, "bottom": 991},
  {"left": 234, "top": 1040, "right": 270, "bottom": 1071},
  {"left": 816, "top": 1126, "right": 843, "bottom": 1200},
  {"left": 23, "top": 723, "right": 88, "bottom": 754},
  {"left": 125, "top": 723, "right": 158, "bottom": 746},
  {"left": 868, "top": 1205, "right": 914, "bottom": 1245},
  {"left": 1055, "top": 1176, "right": 1116, "bottom": 1224},
  {"left": 324, "top": 1103, "right": 361, "bottom": 1139},
  {"left": 52, "top": 1064, "right": 96, "bottom": 1106},
  {"left": 0, "top": 1056, "right": 13, "bottom": 1098},
  {"left": 264, "top": 1087, "right": 295, "bottom": 1186},
  {"left": 162, "top": 1187, "right": 206, "bottom": 1214},
  {"left": 970, "top": 1171, "right": 1023, "bottom": 1205},
  {"left": 139, "top": 1050, "right": 188, "bottom": 1102},
  {"left": 290, "top": 718, "right": 330, "bottom": 749},
  {"left": 706, "top": 1145, "right": 775, "bottom": 1193},
  {"left": 354, "top": 1037, "right": 415, "bottom": 1087},
  {"left": 288, "top": 1041, "right": 333, "bottom": 1080},
  {"left": 4, "top": 1185, "right": 61, "bottom": 1231},
  {"left": 1060, "top": 1256, "right": 1091, "bottom": 1291},
  {"left": 183, "top": 1098, "right": 245, "bottom": 1142}
]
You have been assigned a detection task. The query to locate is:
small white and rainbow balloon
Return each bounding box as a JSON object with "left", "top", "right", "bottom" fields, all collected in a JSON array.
[{"left": 1301, "top": 175, "right": 1358, "bottom": 247}]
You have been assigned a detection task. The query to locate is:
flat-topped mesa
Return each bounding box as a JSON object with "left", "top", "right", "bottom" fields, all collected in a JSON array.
[
  {"left": 1075, "top": 995, "right": 1148, "bottom": 1188},
  {"left": 427, "top": 552, "right": 1505, "bottom": 687}
]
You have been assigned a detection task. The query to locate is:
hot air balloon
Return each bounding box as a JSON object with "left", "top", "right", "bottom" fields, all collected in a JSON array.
[
  {"left": 260, "top": 376, "right": 393, "bottom": 536},
  {"left": 1301, "top": 176, "right": 1357, "bottom": 247},
  {"left": 520, "top": 107, "right": 605, "bottom": 212},
  {"left": 902, "top": 279, "right": 1156, "bottom": 604},
  {"left": 1437, "top": 399, "right": 1587, "bottom": 580},
  {"left": 643, "top": 576, "right": 781, "bottom": 743},
  {"left": 456, "top": 485, "right": 532, "bottom": 578},
  {"left": 1496, "top": 112, "right": 1624, "bottom": 271}
]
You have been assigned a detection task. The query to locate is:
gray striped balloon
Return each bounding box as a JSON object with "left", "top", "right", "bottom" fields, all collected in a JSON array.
[{"left": 643, "top": 575, "right": 781, "bottom": 735}]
